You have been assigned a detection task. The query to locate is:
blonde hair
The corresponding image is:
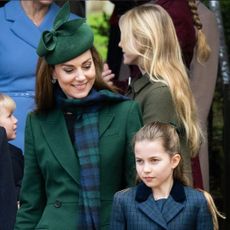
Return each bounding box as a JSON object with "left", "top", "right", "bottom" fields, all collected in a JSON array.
[
  {"left": 134, "top": 122, "right": 225, "bottom": 229},
  {"left": 200, "top": 189, "right": 226, "bottom": 230},
  {"left": 187, "top": 0, "right": 211, "bottom": 63},
  {"left": 119, "top": 4, "right": 202, "bottom": 157},
  {"left": 0, "top": 93, "right": 16, "bottom": 113}
]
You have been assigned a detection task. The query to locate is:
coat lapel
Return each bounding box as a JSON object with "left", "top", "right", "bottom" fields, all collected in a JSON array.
[
  {"left": 99, "top": 106, "right": 114, "bottom": 137},
  {"left": 137, "top": 197, "right": 168, "bottom": 229},
  {"left": 5, "top": 1, "right": 57, "bottom": 48},
  {"left": 39, "top": 107, "right": 114, "bottom": 184},
  {"left": 162, "top": 196, "right": 185, "bottom": 223},
  {"left": 41, "top": 110, "right": 80, "bottom": 184},
  {"left": 162, "top": 180, "right": 186, "bottom": 223},
  {"left": 135, "top": 181, "right": 186, "bottom": 228}
]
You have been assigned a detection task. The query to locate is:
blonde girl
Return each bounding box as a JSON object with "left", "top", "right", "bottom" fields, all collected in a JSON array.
[
  {"left": 119, "top": 4, "right": 202, "bottom": 182},
  {"left": 110, "top": 122, "right": 225, "bottom": 230}
]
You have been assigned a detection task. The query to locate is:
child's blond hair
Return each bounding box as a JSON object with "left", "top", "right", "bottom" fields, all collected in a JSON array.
[{"left": 0, "top": 93, "right": 16, "bottom": 113}]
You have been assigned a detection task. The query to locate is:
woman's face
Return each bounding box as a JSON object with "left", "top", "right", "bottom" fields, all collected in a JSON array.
[
  {"left": 53, "top": 50, "right": 96, "bottom": 99},
  {"left": 135, "top": 140, "right": 180, "bottom": 193}
]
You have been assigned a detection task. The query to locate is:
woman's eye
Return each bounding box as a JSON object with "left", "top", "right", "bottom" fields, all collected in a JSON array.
[
  {"left": 82, "top": 65, "right": 91, "bottom": 70},
  {"left": 64, "top": 68, "right": 73, "bottom": 73}
]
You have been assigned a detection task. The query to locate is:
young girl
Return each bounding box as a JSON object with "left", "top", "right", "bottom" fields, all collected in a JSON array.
[
  {"left": 110, "top": 122, "right": 224, "bottom": 230},
  {"left": 118, "top": 3, "right": 202, "bottom": 184}
]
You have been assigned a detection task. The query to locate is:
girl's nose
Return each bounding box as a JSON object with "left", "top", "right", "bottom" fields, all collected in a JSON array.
[{"left": 143, "top": 163, "right": 151, "bottom": 173}]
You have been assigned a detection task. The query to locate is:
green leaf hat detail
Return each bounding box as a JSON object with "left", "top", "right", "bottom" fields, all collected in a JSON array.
[{"left": 37, "top": 2, "right": 94, "bottom": 65}]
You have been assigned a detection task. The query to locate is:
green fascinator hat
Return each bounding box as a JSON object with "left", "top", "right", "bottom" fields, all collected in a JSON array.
[{"left": 36, "top": 2, "right": 94, "bottom": 65}]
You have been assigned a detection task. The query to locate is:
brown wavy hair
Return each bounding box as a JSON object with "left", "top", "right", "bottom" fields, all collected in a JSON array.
[{"left": 35, "top": 47, "right": 116, "bottom": 113}]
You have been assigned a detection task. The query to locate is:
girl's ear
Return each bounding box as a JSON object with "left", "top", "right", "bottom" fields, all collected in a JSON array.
[{"left": 171, "top": 153, "right": 181, "bottom": 169}]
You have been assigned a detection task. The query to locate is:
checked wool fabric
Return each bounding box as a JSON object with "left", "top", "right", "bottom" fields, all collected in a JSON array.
[{"left": 56, "top": 88, "right": 129, "bottom": 229}]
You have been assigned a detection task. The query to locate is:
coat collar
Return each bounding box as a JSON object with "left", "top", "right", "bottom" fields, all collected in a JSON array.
[
  {"left": 129, "top": 74, "right": 166, "bottom": 96},
  {"left": 135, "top": 180, "right": 186, "bottom": 203},
  {"left": 4, "top": 1, "right": 59, "bottom": 48},
  {"left": 130, "top": 74, "right": 150, "bottom": 94},
  {"left": 135, "top": 181, "right": 186, "bottom": 229},
  {"left": 40, "top": 108, "right": 114, "bottom": 184}
]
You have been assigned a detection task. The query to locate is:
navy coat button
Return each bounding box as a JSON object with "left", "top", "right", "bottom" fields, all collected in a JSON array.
[{"left": 54, "top": 200, "right": 62, "bottom": 208}]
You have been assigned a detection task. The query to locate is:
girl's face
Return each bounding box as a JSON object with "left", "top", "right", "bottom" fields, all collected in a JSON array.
[
  {"left": 53, "top": 50, "right": 96, "bottom": 99},
  {"left": 0, "top": 107, "right": 17, "bottom": 140},
  {"left": 135, "top": 140, "right": 180, "bottom": 193},
  {"left": 118, "top": 30, "right": 138, "bottom": 65}
]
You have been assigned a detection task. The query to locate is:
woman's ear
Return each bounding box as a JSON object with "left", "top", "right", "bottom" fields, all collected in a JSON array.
[
  {"left": 171, "top": 153, "right": 181, "bottom": 169},
  {"left": 52, "top": 68, "right": 57, "bottom": 80}
]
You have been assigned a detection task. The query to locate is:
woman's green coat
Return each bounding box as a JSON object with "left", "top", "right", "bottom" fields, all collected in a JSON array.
[{"left": 15, "top": 100, "right": 142, "bottom": 230}]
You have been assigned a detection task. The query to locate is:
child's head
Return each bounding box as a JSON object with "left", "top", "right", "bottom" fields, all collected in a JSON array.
[
  {"left": 133, "top": 121, "right": 187, "bottom": 190},
  {"left": 118, "top": 4, "right": 182, "bottom": 71},
  {"left": 0, "top": 93, "right": 17, "bottom": 140}
]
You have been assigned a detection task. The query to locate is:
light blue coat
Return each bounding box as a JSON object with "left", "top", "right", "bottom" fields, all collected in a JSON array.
[{"left": 0, "top": 1, "right": 76, "bottom": 150}]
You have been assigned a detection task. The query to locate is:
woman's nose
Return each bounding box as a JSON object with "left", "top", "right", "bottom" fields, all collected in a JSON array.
[{"left": 75, "top": 70, "right": 85, "bottom": 80}]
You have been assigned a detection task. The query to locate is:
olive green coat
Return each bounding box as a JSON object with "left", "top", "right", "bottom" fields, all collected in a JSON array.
[
  {"left": 127, "top": 74, "right": 192, "bottom": 182},
  {"left": 14, "top": 101, "right": 142, "bottom": 230}
]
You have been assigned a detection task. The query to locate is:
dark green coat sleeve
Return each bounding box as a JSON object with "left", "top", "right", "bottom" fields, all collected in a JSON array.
[{"left": 124, "top": 101, "right": 143, "bottom": 186}]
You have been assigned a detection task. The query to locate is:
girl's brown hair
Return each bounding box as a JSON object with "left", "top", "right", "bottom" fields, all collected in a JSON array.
[
  {"left": 133, "top": 121, "right": 225, "bottom": 229},
  {"left": 133, "top": 121, "right": 188, "bottom": 185}
]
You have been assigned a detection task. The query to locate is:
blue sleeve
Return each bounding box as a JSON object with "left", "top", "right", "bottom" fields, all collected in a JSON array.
[
  {"left": 110, "top": 192, "right": 126, "bottom": 230},
  {"left": 196, "top": 194, "right": 214, "bottom": 230}
]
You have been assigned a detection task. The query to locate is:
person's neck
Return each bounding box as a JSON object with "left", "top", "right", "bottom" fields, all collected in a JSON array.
[
  {"left": 152, "top": 177, "right": 174, "bottom": 200},
  {"left": 20, "top": 0, "right": 50, "bottom": 26}
]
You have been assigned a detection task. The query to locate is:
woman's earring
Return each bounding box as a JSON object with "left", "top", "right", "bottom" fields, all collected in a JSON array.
[{"left": 51, "top": 78, "right": 57, "bottom": 84}]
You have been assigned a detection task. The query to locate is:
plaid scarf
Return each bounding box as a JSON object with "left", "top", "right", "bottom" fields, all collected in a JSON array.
[{"left": 57, "top": 89, "right": 128, "bottom": 230}]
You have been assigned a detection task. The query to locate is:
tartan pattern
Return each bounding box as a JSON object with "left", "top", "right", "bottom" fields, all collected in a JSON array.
[
  {"left": 75, "top": 112, "right": 100, "bottom": 230},
  {"left": 56, "top": 88, "right": 129, "bottom": 230}
]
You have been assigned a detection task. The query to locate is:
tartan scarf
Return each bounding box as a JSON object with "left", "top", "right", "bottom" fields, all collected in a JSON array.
[{"left": 56, "top": 88, "right": 128, "bottom": 230}]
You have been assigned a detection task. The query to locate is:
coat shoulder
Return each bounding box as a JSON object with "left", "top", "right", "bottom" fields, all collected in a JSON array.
[
  {"left": 114, "top": 186, "right": 136, "bottom": 202},
  {"left": 184, "top": 186, "right": 207, "bottom": 206}
]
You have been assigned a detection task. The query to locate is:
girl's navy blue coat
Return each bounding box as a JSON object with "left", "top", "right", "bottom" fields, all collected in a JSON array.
[{"left": 110, "top": 181, "right": 213, "bottom": 230}]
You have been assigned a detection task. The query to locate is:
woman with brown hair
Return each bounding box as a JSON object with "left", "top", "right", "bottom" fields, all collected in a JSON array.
[{"left": 15, "top": 3, "right": 142, "bottom": 229}]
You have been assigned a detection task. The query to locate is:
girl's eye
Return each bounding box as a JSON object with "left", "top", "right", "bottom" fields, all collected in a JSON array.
[
  {"left": 136, "top": 159, "right": 143, "bottom": 164},
  {"left": 150, "top": 158, "right": 159, "bottom": 163}
]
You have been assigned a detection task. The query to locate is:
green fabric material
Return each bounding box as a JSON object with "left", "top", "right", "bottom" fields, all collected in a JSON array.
[
  {"left": 14, "top": 101, "right": 143, "bottom": 230},
  {"left": 36, "top": 2, "right": 94, "bottom": 65},
  {"left": 127, "top": 73, "right": 192, "bottom": 183}
]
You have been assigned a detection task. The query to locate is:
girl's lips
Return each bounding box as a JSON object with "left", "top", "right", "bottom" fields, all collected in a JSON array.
[{"left": 143, "top": 177, "right": 155, "bottom": 182}]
